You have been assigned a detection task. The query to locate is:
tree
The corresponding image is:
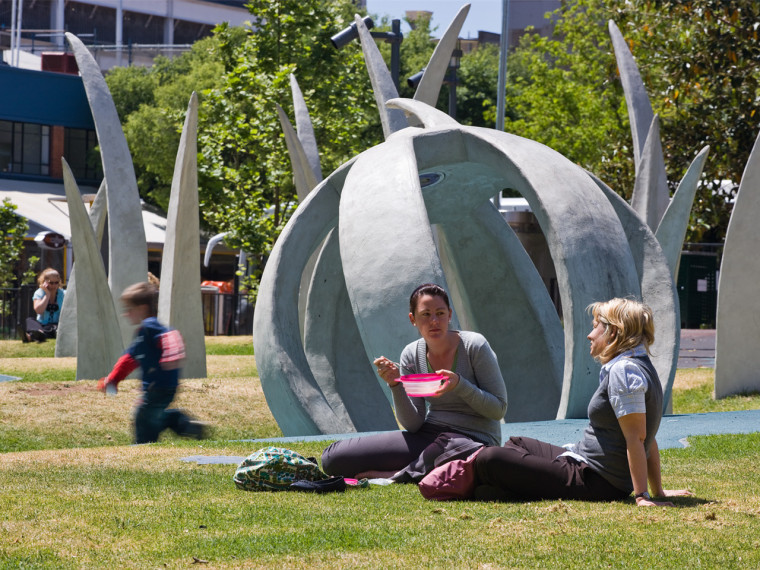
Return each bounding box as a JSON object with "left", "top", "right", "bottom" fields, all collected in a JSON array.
[
  {"left": 197, "top": 0, "right": 382, "bottom": 295},
  {"left": 0, "top": 199, "right": 33, "bottom": 288},
  {"left": 107, "top": 34, "right": 238, "bottom": 211},
  {"left": 500, "top": 0, "right": 760, "bottom": 243},
  {"left": 613, "top": 0, "right": 760, "bottom": 243},
  {"left": 502, "top": 0, "right": 633, "bottom": 197}
]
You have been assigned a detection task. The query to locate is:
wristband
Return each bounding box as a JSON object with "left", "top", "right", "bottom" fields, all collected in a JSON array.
[{"left": 634, "top": 491, "right": 651, "bottom": 501}]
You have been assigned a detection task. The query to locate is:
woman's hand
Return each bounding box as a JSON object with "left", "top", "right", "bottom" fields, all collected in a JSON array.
[
  {"left": 431, "top": 369, "right": 459, "bottom": 397},
  {"left": 373, "top": 357, "right": 400, "bottom": 386},
  {"left": 636, "top": 489, "right": 693, "bottom": 507}
]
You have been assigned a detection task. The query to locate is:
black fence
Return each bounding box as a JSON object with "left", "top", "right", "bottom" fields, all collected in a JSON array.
[
  {"left": 0, "top": 287, "right": 253, "bottom": 340},
  {"left": 0, "top": 285, "right": 36, "bottom": 341}
]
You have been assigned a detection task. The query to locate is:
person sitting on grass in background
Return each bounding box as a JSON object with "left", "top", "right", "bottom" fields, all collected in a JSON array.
[
  {"left": 20, "top": 267, "right": 65, "bottom": 343},
  {"left": 97, "top": 281, "right": 208, "bottom": 444},
  {"left": 471, "top": 298, "right": 692, "bottom": 506}
]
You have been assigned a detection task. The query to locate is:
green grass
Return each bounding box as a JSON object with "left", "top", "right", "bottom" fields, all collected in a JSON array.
[{"left": 1, "top": 347, "right": 760, "bottom": 568}]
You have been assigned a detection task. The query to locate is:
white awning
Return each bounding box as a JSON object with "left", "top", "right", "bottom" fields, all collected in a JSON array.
[{"left": 0, "top": 178, "right": 167, "bottom": 247}]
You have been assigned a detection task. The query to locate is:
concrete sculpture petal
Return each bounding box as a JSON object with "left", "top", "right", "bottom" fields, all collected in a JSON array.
[
  {"left": 66, "top": 32, "right": 148, "bottom": 346},
  {"left": 255, "top": 96, "right": 680, "bottom": 435},
  {"left": 354, "top": 14, "right": 407, "bottom": 138},
  {"left": 290, "top": 74, "right": 323, "bottom": 184},
  {"left": 715, "top": 130, "right": 760, "bottom": 398},
  {"left": 62, "top": 158, "right": 123, "bottom": 380},
  {"left": 656, "top": 146, "right": 710, "bottom": 277},
  {"left": 157, "top": 93, "right": 207, "bottom": 380},
  {"left": 608, "top": 20, "right": 654, "bottom": 171},
  {"left": 55, "top": 180, "right": 107, "bottom": 358},
  {"left": 276, "top": 103, "right": 320, "bottom": 201},
  {"left": 413, "top": 4, "right": 470, "bottom": 107},
  {"left": 630, "top": 115, "right": 670, "bottom": 230}
]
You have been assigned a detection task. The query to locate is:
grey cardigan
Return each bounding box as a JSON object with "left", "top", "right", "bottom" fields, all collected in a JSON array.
[{"left": 391, "top": 330, "right": 508, "bottom": 446}]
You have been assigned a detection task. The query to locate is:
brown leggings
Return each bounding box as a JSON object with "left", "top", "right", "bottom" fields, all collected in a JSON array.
[{"left": 474, "top": 436, "right": 629, "bottom": 502}]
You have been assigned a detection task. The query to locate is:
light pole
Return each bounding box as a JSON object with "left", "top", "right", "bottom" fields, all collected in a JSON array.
[{"left": 331, "top": 16, "right": 404, "bottom": 92}]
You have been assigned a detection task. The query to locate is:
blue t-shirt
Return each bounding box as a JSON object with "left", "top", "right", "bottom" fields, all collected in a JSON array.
[
  {"left": 126, "top": 317, "right": 180, "bottom": 391},
  {"left": 33, "top": 288, "right": 65, "bottom": 325}
]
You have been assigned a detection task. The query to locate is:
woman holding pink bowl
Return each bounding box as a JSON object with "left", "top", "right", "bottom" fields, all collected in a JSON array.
[{"left": 321, "top": 283, "right": 508, "bottom": 479}]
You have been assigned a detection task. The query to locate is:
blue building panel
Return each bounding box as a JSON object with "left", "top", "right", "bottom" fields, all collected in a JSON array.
[{"left": 0, "top": 65, "right": 95, "bottom": 129}]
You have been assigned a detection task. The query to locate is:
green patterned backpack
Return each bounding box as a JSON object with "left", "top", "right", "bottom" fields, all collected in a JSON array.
[{"left": 233, "top": 447, "right": 329, "bottom": 491}]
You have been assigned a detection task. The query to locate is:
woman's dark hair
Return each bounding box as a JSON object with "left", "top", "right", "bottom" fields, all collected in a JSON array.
[{"left": 409, "top": 283, "right": 450, "bottom": 315}]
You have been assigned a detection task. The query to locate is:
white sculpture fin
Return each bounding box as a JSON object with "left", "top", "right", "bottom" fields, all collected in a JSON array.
[
  {"left": 354, "top": 14, "right": 408, "bottom": 138},
  {"left": 414, "top": 4, "right": 470, "bottom": 107},
  {"left": 609, "top": 20, "right": 654, "bottom": 172},
  {"left": 655, "top": 146, "right": 709, "bottom": 277},
  {"left": 62, "top": 158, "right": 123, "bottom": 380},
  {"left": 276, "top": 103, "right": 320, "bottom": 201},
  {"left": 290, "top": 74, "right": 323, "bottom": 183},
  {"left": 631, "top": 115, "right": 669, "bottom": 230}
]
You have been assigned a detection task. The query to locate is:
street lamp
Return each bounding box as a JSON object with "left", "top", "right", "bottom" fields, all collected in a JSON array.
[{"left": 331, "top": 17, "right": 404, "bottom": 92}]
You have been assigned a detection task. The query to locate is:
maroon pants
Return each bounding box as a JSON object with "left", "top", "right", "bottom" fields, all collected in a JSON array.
[{"left": 474, "top": 436, "right": 628, "bottom": 502}]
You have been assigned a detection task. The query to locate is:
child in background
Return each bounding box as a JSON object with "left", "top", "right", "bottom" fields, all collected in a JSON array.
[{"left": 97, "top": 281, "right": 207, "bottom": 444}]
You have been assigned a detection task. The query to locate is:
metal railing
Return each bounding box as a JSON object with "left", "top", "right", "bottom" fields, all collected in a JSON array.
[
  {"left": 0, "top": 285, "right": 35, "bottom": 341},
  {"left": 0, "top": 287, "right": 252, "bottom": 340}
]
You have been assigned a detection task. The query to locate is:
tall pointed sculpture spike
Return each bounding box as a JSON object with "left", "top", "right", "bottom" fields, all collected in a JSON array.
[
  {"left": 387, "top": 97, "right": 459, "bottom": 129},
  {"left": 61, "top": 158, "right": 123, "bottom": 380},
  {"left": 276, "top": 103, "right": 320, "bottom": 201},
  {"left": 414, "top": 4, "right": 470, "bottom": 107},
  {"left": 655, "top": 146, "right": 709, "bottom": 278},
  {"left": 630, "top": 115, "right": 669, "bottom": 230},
  {"left": 354, "top": 14, "right": 408, "bottom": 138},
  {"left": 157, "top": 92, "right": 207, "bottom": 380},
  {"left": 289, "top": 74, "right": 323, "bottom": 183},
  {"left": 715, "top": 129, "right": 760, "bottom": 398},
  {"left": 609, "top": 20, "right": 654, "bottom": 172},
  {"left": 65, "top": 32, "right": 148, "bottom": 346},
  {"left": 55, "top": 180, "right": 108, "bottom": 358}
]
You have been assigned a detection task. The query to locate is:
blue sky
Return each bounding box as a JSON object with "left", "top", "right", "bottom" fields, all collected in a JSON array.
[{"left": 364, "top": 0, "right": 505, "bottom": 39}]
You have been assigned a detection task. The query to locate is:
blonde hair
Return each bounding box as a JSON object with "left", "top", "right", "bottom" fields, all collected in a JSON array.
[
  {"left": 587, "top": 298, "right": 655, "bottom": 364},
  {"left": 37, "top": 267, "right": 61, "bottom": 287}
]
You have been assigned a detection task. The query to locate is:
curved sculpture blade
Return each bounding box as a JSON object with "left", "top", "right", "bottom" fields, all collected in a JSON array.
[
  {"left": 290, "top": 74, "right": 323, "bottom": 183},
  {"left": 631, "top": 115, "right": 670, "bottom": 230},
  {"left": 609, "top": 20, "right": 654, "bottom": 171},
  {"left": 436, "top": 203, "right": 564, "bottom": 421},
  {"left": 388, "top": 97, "right": 460, "bottom": 129},
  {"left": 157, "top": 92, "right": 207, "bottom": 380},
  {"left": 354, "top": 14, "right": 408, "bottom": 138},
  {"left": 459, "top": 127, "right": 642, "bottom": 419},
  {"left": 589, "top": 172, "right": 680, "bottom": 412},
  {"left": 656, "top": 146, "right": 710, "bottom": 277},
  {"left": 276, "top": 103, "right": 319, "bottom": 202},
  {"left": 339, "top": 135, "right": 451, "bottom": 371},
  {"left": 66, "top": 32, "right": 148, "bottom": 346},
  {"left": 252, "top": 160, "right": 359, "bottom": 436},
  {"left": 56, "top": 180, "right": 107, "bottom": 358},
  {"left": 715, "top": 131, "right": 760, "bottom": 398},
  {"left": 303, "top": 228, "right": 398, "bottom": 431},
  {"left": 413, "top": 4, "right": 470, "bottom": 107},
  {"left": 62, "top": 158, "right": 123, "bottom": 380}
]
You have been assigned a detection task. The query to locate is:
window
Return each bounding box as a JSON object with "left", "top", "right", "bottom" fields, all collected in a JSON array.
[
  {"left": 64, "top": 128, "right": 100, "bottom": 181},
  {"left": 0, "top": 120, "right": 50, "bottom": 176}
]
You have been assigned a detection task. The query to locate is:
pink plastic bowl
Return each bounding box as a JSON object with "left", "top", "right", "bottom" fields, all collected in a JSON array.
[{"left": 399, "top": 373, "right": 447, "bottom": 397}]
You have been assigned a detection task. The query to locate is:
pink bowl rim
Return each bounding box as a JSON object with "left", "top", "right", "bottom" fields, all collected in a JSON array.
[{"left": 400, "top": 373, "right": 446, "bottom": 383}]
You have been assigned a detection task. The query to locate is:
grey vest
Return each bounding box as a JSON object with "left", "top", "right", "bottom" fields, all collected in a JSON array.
[{"left": 574, "top": 354, "right": 663, "bottom": 493}]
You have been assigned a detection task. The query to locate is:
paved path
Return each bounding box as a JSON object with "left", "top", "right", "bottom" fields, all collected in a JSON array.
[{"left": 678, "top": 328, "right": 715, "bottom": 369}]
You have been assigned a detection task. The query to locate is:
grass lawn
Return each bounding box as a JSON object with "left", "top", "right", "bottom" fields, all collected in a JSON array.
[{"left": 1, "top": 337, "right": 759, "bottom": 568}]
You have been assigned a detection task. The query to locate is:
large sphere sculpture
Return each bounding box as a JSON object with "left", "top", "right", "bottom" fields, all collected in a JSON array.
[{"left": 252, "top": 99, "right": 679, "bottom": 437}]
